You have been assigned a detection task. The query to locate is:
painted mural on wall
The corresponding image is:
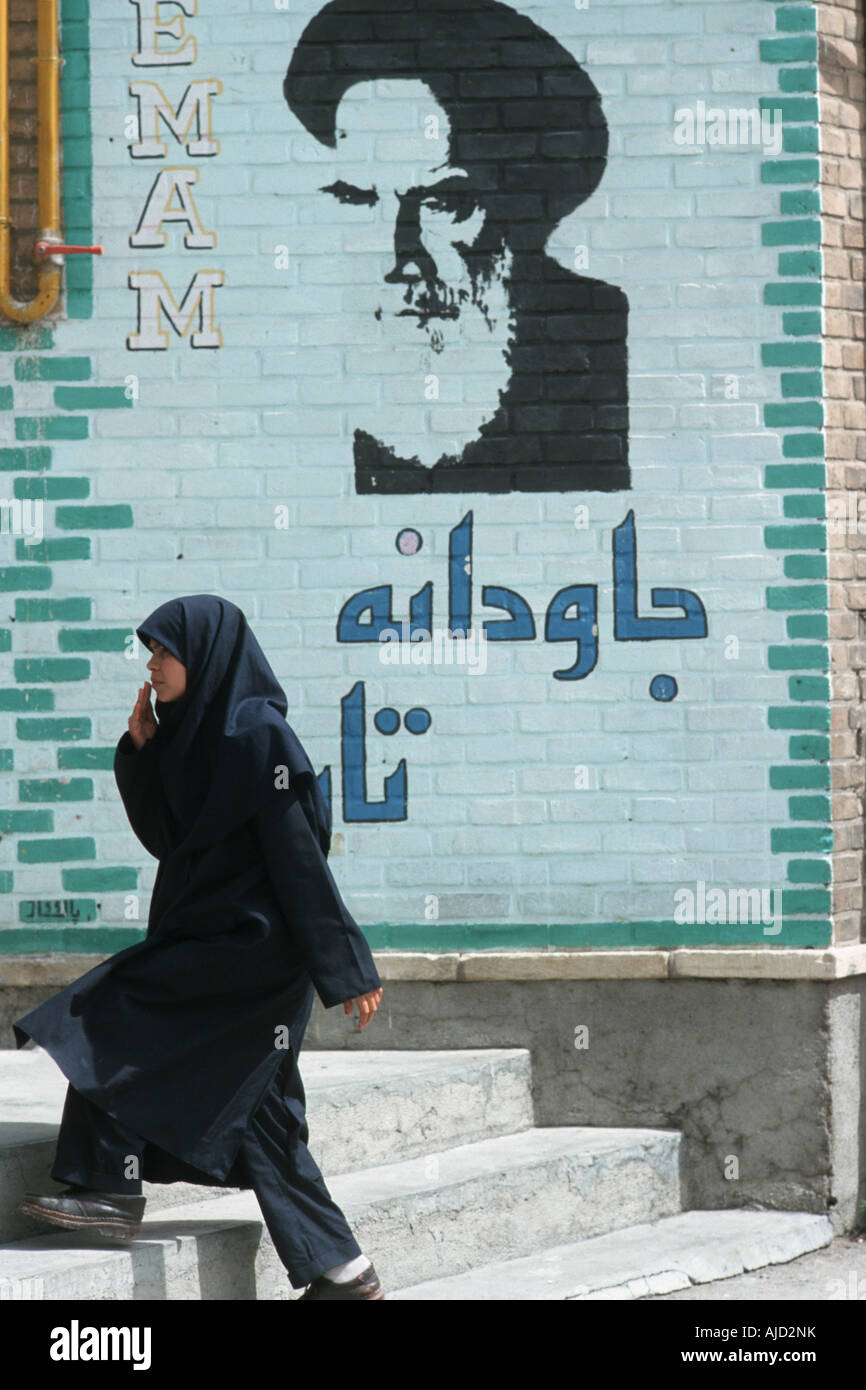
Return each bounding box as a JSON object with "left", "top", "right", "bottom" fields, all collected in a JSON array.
[
  {"left": 118, "top": 0, "right": 712, "bottom": 828},
  {"left": 284, "top": 0, "right": 630, "bottom": 495},
  {"left": 0, "top": 0, "right": 824, "bottom": 947}
]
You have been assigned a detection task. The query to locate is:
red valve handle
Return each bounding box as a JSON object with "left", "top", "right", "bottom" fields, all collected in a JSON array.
[{"left": 34, "top": 240, "right": 104, "bottom": 258}]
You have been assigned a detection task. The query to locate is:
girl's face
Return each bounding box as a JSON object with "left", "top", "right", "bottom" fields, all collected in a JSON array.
[{"left": 146, "top": 638, "right": 187, "bottom": 702}]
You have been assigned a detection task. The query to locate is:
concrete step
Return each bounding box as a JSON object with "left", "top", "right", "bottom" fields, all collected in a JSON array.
[
  {"left": 387, "top": 1209, "right": 836, "bottom": 1300},
  {"left": 0, "top": 1124, "right": 682, "bottom": 1299},
  {"left": 0, "top": 1045, "right": 534, "bottom": 1242}
]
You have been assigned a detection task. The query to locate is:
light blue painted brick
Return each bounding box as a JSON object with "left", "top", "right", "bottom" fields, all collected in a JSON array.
[
  {"left": 585, "top": 39, "right": 669, "bottom": 64},
  {"left": 0, "top": 0, "right": 828, "bottom": 949},
  {"left": 673, "top": 38, "right": 761, "bottom": 63},
  {"left": 679, "top": 405, "right": 762, "bottom": 429}
]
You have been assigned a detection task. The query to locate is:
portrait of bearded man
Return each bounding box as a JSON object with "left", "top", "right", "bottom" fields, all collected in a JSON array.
[{"left": 283, "top": 0, "right": 629, "bottom": 495}]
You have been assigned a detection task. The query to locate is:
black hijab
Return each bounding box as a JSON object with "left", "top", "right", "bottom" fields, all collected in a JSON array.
[{"left": 136, "top": 594, "right": 331, "bottom": 858}]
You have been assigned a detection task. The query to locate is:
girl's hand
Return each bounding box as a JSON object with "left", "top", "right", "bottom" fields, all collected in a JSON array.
[
  {"left": 129, "top": 682, "right": 158, "bottom": 751},
  {"left": 344, "top": 987, "right": 383, "bottom": 1031}
]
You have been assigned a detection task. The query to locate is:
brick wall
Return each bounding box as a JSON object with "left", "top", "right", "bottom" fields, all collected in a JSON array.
[
  {"left": 0, "top": 0, "right": 850, "bottom": 953},
  {"left": 7, "top": 0, "right": 39, "bottom": 305},
  {"left": 819, "top": 0, "right": 866, "bottom": 944}
]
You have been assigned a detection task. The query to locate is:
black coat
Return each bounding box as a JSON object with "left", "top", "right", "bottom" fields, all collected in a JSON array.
[{"left": 12, "top": 596, "right": 382, "bottom": 1187}]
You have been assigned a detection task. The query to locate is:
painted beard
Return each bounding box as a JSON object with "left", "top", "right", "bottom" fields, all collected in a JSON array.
[{"left": 355, "top": 244, "right": 516, "bottom": 468}]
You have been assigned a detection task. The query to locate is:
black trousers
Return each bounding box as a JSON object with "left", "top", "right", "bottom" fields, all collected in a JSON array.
[{"left": 50, "top": 1040, "right": 363, "bottom": 1289}]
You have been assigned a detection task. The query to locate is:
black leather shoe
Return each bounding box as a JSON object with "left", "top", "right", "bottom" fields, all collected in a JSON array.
[
  {"left": 297, "top": 1262, "right": 384, "bottom": 1300},
  {"left": 18, "top": 1185, "right": 146, "bottom": 1240}
]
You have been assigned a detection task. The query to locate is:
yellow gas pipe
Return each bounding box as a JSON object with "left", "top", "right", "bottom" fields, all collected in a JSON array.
[{"left": 0, "top": 0, "right": 62, "bottom": 322}]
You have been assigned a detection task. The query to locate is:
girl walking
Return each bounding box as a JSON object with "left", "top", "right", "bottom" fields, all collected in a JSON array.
[{"left": 14, "top": 594, "right": 385, "bottom": 1300}]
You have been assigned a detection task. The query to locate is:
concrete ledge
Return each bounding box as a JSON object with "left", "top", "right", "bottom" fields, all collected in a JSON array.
[{"left": 3, "top": 944, "right": 866, "bottom": 986}]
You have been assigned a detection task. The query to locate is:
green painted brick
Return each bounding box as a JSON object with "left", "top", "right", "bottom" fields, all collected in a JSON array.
[
  {"left": 0, "top": 385, "right": 13, "bottom": 410},
  {"left": 789, "top": 676, "right": 830, "bottom": 700},
  {"left": 54, "top": 387, "right": 131, "bottom": 411},
  {"left": 775, "top": 6, "right": 817, "bottom": 32},
  {"left": 764, "top": 463, "right": 824, "bottom": 486},
  {"left": 764, "top": 283, "right": 822, "bottom": 305},
  {"left": 19, "top": 778, "right": 94, "bottom": 802},
  {"left": 770, "top": 765, "right": 829, "bottom": 790},
  {"left": 762, "top": 158, "right": 819, "bottom": 183},
  {"left": 782, "top": 434, "right": 824, "bottom": 458},
  {"left": 772, "top": 589, "right": 828, "bottom": 617},
  {"left": 19, "top": 898, "right": 98, "bottom": 923},
  {"left": 16, "top": 597, "right": 92, "bottom": 622},
  {"left": 778, "top": 250, "right": 821, "bottom": 276},
  {"left": 61, "top": 111, "right": 90, "bottom": 136},
  {"left": 760, "top": 35, "right": 817, "bottom": 62},
  {"left": 762, "top": 219, "right": 821, "bottom": 247},
  {"left": 781, "top": 889, "right": 831, "bottom": 913},
  {"left": 0, "top": 810, "right": 54, "bottom": 832},
  {"left": 60, "top": 15, "right": 90, "bottom": 50},
  {"left": 783, "top": 494, "right": 824, "bottom": 518},
  {"left": 61, "top": 81, "right": 90, "bottom": 111},
  {"left": 0, "top": 750, "right": 12, "bottom": 770},
  {"left": 58, "top": 747, "right": 116, "bottom": 770},
  {"left": 783, "top": 433, "right": 822, "bottom": 461},
  {"left": 763, "top": 524, "right": 825, "bottom": 549},
  {"left": 16, "top": 417, "right": 89, "bottom": 441},
  {"left": 758, "top": 96, "right": 818, "bottom": 122},
  {"left": 764, "top": 402, "right": 823, "bottom": 428},
  {"left": 435, "top": 922, "right": 551, "bottom": 949},
  {"left": 0, "top": 928, "right": 143, "bottom": 950},
  {"left": 0, "top": 688, "right": 54, "bottom": 711},
  {"left": 788, "top": 795, "right": 831, "bottom": 821},
  {"left": 14, "top": 658, "right": 90, "bottom": 683},
  {"left": 15, "top": 537, "right": 90, "bottom": 561},
  {"left": 16, "top": 717, "right": 91, "bottom": 741},
  {"left": 768, "top": 704, "right": 829, "bottom": 729},
  {"left": 0, "top": 567, "right": 52, "bottom": 591},
  {"left": 65, "top": 63, "right": 95, "bottom": 317},
  {"left": 15, "top": 357, "right": 91, "bottom": 382},
  {"left": 62, "top": 44, "right": 89, "bottom": 80},
  {"left": 0, "top": 872, "right": 12, "bottom": 892},
  {"left": 761, "top": 343, "right": 822, "bottom": 367},
  {"left": 61, "top": 868, "right": 139, "bottom": 892},
  {"left": 782, "top": 127, "right": 819, "bottom": 154},
  {"left": 0, "top": 326, "right": 52, "bottom": 352},
  {"left": 767, "top": 645, "right": 828, "bottom": 670},
  {"left": 340, "top": 920, "right": 833, "bottom": 949},
  {"left": 780, "top": 372, "right": 823, "bottom": 397},
  {"left": 785, "top": 615, "right": 827, "bottom": 642},
  {"left": 62, "top": 138, "right": 94, "bottom": 170},
  {"left": 779, "top": 68, "right": 818, "bottom": 93},
  {"left": 771, "top": 827, "right": 833, "bottom": 853},
  {"left": 65, "top": 290, "right": 93, "bottom": 322},
  {"left": 13, "top": 477, "right": 89, "bottom": 500},
  {"left": 786, "top": 861, "right": 831, "bottom": 885},
  {"left": 779, "top": 189, "right": 820, "bottom": 215},
  {"left": 58, "top": 628, "right": 132, "bottom": 652},
  {"left": 0, "top": 926, "right": 145, "bottom": 952},
  {"left": 55, "top": 504, "right": 133, "bottom": 529},
  {"left": 0, "top": 446, "right": 51, "bottom": 471},
  {"left": 0, "top": 629, "right": 11, "bottom": 653},
  {"left": 785, "top": 615, "right": 829, "bottom": 643},
  {"left": 783, "top": 554, "right": 826, "bottom": 579},
  {"left": 18, "top": 837, "right": 96, "bottom": 863},
  {"left": 789, "top": 734, "right": 830, "bottom": 761}
]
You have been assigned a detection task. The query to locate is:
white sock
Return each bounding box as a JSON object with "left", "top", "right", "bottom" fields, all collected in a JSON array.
[{"left": 323, "top": 1253, "right": 370, "bottom": 1283}]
